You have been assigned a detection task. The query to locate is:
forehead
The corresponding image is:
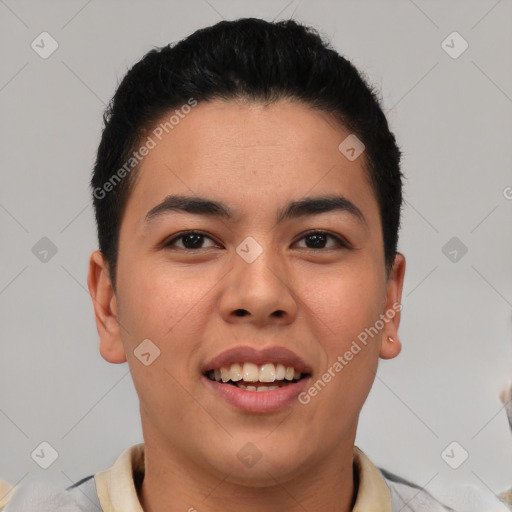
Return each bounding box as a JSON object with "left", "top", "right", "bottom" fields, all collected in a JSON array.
[{"left": 124, "top": 99, "right": 379, "bottom": 227}]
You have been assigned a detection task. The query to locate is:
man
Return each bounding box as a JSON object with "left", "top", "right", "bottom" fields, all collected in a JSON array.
[{"left": 2, "top": 17, "right": 507, "bottom": 512}]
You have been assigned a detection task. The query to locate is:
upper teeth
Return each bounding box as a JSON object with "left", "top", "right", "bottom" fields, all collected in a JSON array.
[{"left": 210, "top": 363, "right": 302, "bottom": 383}]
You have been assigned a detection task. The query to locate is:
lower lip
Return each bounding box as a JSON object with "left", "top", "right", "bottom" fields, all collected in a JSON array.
[{"left": 203, "top": 375, "right": 310, "bottom": 413}]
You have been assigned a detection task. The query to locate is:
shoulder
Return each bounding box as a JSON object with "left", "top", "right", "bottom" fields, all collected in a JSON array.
[
  {"left": 1, "top": 474, "right": 101, "bottom": 511},
  {"left": 380, "top": 468, "right": 512, "bottom": 512},
  {"left": 379, "top": 468, "right": 455, "bottom": 511},
  {"left": 1, "top": 443, "right": 144, "bottom": 512}
]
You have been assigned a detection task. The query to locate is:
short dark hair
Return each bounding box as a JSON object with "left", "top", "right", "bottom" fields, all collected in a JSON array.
[{"left": 90, "top": 17, "right": 403, "bottom": 288}]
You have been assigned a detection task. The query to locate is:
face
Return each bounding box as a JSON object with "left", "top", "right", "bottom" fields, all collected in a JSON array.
[{"left": 88, "top": 98, "right": 405, "bottom": 486}]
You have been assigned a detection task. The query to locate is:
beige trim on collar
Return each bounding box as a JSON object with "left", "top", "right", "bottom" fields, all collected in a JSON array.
[
  {"left": 94, "top": 444, "right": 391, "bottom": 512},
  {"left": 352, "top": 446, "right": 392, "bottom": 512},
  {"left": 94, "top": 443, "right": 145, "bottom": 512}
]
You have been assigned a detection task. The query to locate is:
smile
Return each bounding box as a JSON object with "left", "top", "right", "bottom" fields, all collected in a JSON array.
[
  {"left": 206, "top": 362, "right": 306, "bottom": 391},
  {"left": 201, "top": 345, "right": 313, "bottom": 412}
]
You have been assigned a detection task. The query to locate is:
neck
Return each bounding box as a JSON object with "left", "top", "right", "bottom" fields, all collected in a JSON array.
[{"left": 138, "top": 433, "right": 357, "bottom": 512}]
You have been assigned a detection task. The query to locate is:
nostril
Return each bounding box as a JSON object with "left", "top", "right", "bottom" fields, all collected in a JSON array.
[{"left": 234, "top": 309, "right": 248, "bottom": 317}]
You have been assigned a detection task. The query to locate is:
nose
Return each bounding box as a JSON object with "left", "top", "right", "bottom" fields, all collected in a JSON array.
[{"left": 218, "top": 242, "right": 298, "bottom": 327}]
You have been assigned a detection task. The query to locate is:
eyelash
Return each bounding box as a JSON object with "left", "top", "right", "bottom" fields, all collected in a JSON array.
[{"left": 162, "top": 230, "right": 351, "bottom": 251}]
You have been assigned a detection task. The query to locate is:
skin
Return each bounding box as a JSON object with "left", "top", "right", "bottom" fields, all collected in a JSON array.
[{"left": 88, "top": 98, "right": 406, "bottom": 512}]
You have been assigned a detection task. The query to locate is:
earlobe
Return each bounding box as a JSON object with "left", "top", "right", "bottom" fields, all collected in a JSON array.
[
  {"left": 380, "top": 335, "right": 402, "bottom": 359},
  {"left": 87, "top": 250, "right": 127, "bottom": 364},
  {"left": 379, "top": 252, "right": 406, "bottom": 360}
]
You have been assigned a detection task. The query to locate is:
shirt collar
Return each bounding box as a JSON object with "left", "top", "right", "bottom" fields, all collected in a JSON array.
[
  {"left": 94, "top": 443, "right": 145, "bottom": 512},
  {"left": 352, "top": 446, "right": 392, "bottom": 512},
  {"left": 94, "top": 444, "right": 391, "bottom": 512}
]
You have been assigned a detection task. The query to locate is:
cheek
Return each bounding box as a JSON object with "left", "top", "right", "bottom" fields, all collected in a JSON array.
[
  {"left": 119, "top": 256, "right": 215, "bottom": 339},
  {"left": 117, "top": 260, "right": 230, "bottom": 397},
  {"left": 299, "top": 259, "right": 385, "bottom": 347},
  {"left": 302, "top": 263, "right": 384, "bottom": 418},
  {"left": 117, "top": 263, "right": 212, "bottom": 415}
]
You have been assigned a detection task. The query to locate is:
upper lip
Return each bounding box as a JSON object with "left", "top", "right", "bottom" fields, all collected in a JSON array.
[{"left": 202, "top": 346, "right": 313, "bottom": 375}]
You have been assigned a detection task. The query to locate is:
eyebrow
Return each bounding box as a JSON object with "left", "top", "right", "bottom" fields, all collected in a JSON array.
[{"left": 145, "top": 194, "right": 367, "bottom": 226}]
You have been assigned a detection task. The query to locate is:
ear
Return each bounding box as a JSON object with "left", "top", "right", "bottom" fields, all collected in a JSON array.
[
  {"left": 87, "top": 250, "right": 127, "bottom": 364},
  {"left": 379, "top": 252, "right": 406, "bottom": 360}
]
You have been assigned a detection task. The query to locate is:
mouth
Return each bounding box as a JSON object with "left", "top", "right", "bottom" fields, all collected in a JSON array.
[
  {"left": 201, "top": 346, "right": 312, "bottom": 413},
  {"left": 205, "top": 362, "right": 309, "bottom": 391}
]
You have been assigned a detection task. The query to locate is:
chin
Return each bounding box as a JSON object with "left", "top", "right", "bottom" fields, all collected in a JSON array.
[
  {"left": 222, "top": 459, "right": 304, "bottom": 488},
  {"left": 207, "top": 441, "right": 311, "bottom": 487}
]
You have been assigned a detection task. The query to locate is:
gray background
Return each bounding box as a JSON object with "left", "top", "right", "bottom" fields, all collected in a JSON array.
[{"left": 1, "top": 0, "right": 511, "bottom": 501}]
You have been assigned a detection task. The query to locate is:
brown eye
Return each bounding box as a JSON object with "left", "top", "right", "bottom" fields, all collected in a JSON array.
[
  {"left": 163, "top": 231, "right": 218, "bottom": 250},
  {"left": 294, "top": 230, "right": 349, "bottom": 250}
]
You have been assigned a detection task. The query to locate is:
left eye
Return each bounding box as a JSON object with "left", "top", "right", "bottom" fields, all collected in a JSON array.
[
  {"left": 163, "top": 230, "right": 348, "bottom": 251},
  {"left": 293, "top": 230, "right": 348, "bottom": 250}
]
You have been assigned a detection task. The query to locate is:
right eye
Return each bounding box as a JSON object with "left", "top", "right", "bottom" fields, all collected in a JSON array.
[{"left": 162, "top": 231, "right": 220, "bottom": 251}]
